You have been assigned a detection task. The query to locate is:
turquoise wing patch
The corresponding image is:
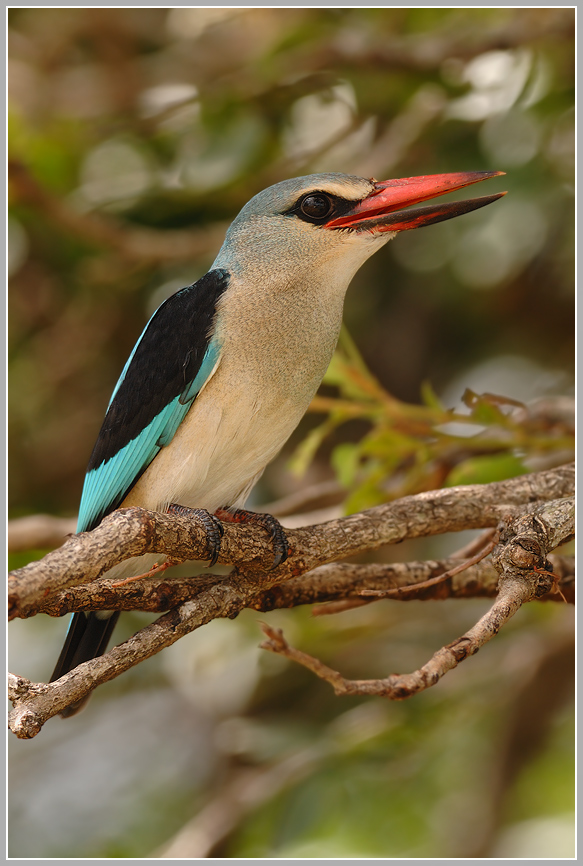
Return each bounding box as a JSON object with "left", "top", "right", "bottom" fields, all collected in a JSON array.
[{"left": 77, "top": 338, "right": 221, "bottom": 533}]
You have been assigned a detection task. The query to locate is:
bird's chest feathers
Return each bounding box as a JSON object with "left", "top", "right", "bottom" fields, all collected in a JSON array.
[
  {"left": 128, "top": 272, "right": 346, "bottom": 512},
  {"left": 216, "top": 274, "right": 344, "bottom": 404}
]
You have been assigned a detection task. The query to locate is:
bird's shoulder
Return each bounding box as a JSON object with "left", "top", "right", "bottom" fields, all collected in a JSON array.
[
  {"left": 76, "top": 269, "right": 230, "bottom": 532},
  {"left": 89, "top": 268, "right": 230, "bottom": 467}
]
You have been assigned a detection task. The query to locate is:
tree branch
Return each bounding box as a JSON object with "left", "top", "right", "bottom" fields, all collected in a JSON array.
[
  {"left": 7, "top": 464, "right": 574, "bottom": 737},
  {"left": 26, "top": 553, "right": 574, "bottom": 619},
  {"left": 8, "top": 463, "right": 574, "bottom": 620},
  {"left": 8, "top": 514, "right": 78, "bottom": 553},
  {"left": 9, "top": 158, "right": 225, "bottom": 265},
  {"left": 260, "top": 496, "right": 574, "bottom": 699}
]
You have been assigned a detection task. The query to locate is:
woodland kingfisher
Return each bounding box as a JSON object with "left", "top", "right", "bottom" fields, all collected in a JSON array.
[{"left": 50, "top": 169, "right": 506, "bottom": 715}]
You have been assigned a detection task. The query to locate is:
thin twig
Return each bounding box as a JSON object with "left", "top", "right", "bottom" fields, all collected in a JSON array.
[
  {"left": 259, "top": 575, "right": 527, "bottom": 699},
  {"left": 259, "top": 498, "right": 573, "bottom": 700},
  {"left": 449, "top": 528, "right": 498, "bottom": 561},
  {"left": 359, "top": 533, "right": 498, "bottom": 600}
]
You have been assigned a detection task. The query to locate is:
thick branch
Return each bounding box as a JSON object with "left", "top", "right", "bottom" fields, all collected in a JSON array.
[
  {"left": 8, "top": 572, "right": 289, "bottom": 738},
  {"left": 249, "top": 553, "right": 574, "bottom": 611},
  {"left": 7, "top": 466, "right": 575, "bottom": 737},
  {"left": 8, "top": 463, "right": 574, "bottom": 621}
]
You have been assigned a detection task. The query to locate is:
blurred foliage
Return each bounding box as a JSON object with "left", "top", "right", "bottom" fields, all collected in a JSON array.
[
  {"left": 290, "top": 325, "right": 573, "bottom": 512},
  {"left": 8, "top": 6, "right": 574, "bottom": 515},
  {"left": 8, "top": 7, "right": 574, "bottom": 860}
]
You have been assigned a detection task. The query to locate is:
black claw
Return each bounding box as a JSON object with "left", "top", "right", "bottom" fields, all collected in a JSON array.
[
  {"left": 260, "top": 513, "right": 289, "bottom": 568},
  {"left": 167, "top": 504, "right": 224, "bottom": 567},
  {"left": 219, "top": 507, "right": 289, "bottom": 569}
]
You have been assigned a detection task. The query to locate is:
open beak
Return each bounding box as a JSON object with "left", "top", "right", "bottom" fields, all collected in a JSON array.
[{"left": 326, "top": 171, "right": 506, "bottom": 233}]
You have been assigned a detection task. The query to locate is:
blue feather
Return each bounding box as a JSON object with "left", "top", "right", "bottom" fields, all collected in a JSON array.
[{"left": 77, "top": 337, "right": 222, "bottom": 533}]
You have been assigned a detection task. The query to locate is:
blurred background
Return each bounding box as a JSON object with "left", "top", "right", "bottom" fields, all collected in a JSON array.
[{"left": 8, "top": 8, "right": 574, "bottom": 859}]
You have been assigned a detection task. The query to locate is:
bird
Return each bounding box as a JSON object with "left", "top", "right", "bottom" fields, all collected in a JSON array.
[{"left": 50, "top": 169, "right": 505, "bottom": 715}]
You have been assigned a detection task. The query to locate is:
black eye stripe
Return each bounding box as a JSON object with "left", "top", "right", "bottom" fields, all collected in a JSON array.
[{"left": 284, "top": 191, "right": 359, "bottom": 225}]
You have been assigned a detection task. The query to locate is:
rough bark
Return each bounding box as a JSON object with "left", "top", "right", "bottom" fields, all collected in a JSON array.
[{"left": 7, "top": 463, "right": 574, "bottom": 738}]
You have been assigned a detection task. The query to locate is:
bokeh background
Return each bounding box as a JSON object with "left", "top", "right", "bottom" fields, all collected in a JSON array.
[{"left": 8, "top": 8, "right": 574, "bottom": 859}]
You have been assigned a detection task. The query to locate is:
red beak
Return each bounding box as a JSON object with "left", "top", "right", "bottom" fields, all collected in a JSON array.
[{"left": 325, "top": 171, "right": 506, "bottom": 232}]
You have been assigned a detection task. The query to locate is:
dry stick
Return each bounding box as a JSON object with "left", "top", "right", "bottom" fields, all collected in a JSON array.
[
  {"left": 9, "top": 159, "right": 224, "bottom": 265},
  {"left": 258, "top": 576, "right": 527, "bottom": 700},
  {"left": 259, "top": 497, "right": 574, "bottom": 701},
  {"left": 154, "top": 702, "right": 391, "bottom": 858},
  {"left": 359, "top": 533, "right": 499, "bottom": 600},
  {"left": 8, "top": 469, "right": 574, "bottom": 737},
  {"left": 8, "top": 496, "right": 574, "bottom": 737},
  {"left": 154, "top": 745, "right": 326, "bottom": 859},
  {"left": 5, "top": 554, "right": 570, "bottom": 740}
]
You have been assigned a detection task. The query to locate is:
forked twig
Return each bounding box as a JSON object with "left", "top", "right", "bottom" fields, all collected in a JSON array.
[
  {"left": 260, "top": 575, "right": 528, "bottom": 700},
  {"left": 259, "top": 499, "right": 573, "bottom": 701}
]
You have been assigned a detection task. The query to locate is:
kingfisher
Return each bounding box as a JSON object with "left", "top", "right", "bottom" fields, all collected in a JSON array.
[{"left": 50, "top": 170, "right": 505, "bottom": 715}]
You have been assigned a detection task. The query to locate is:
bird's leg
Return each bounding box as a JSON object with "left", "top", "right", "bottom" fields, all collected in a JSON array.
[
  {"left": 166, "top": 504, "right": 225, "bottom": 567},
  {"left": 111, "top": 560, "right": 173, "bottom": 586},
  {"left": 214, "top": 507, "right": 290, "bottom": 569}
]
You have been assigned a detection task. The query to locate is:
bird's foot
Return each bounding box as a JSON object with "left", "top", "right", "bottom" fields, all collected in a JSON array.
[
  {"left": 215, "top": 507, "right": 290, "bottom": 569},
  {"left": 167, "top": 504, "right": 225, "bottom": 567}
]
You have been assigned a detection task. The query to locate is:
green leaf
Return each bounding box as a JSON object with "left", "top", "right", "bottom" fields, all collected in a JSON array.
[
  {"left": 287, "top": 418, "right": 338, "bottom": 477},
  {"left": 322, "top": 352, "right": 351, "bottom": 388},
  {"left": 445, "top": 453, "right": 528, "bottom": 487},
  {"left": 361, "top": 428, "right": 418, "bottom": 462},
  {"left": 331, "top": 442, "right": 361, "bottom": 488},
  {"left": 420, "top": 380, "right": 445, "bottom": 411},
  {"left": 343, "top": 479, "right": 387, "bottom": 514},
  {"left": 322, "top": 353, "right": 373, "bottom": 401}
]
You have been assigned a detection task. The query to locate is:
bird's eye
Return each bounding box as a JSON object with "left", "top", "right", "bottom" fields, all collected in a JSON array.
[{"left": 300, "top": 194, "right": 333, "bottom": 219}]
